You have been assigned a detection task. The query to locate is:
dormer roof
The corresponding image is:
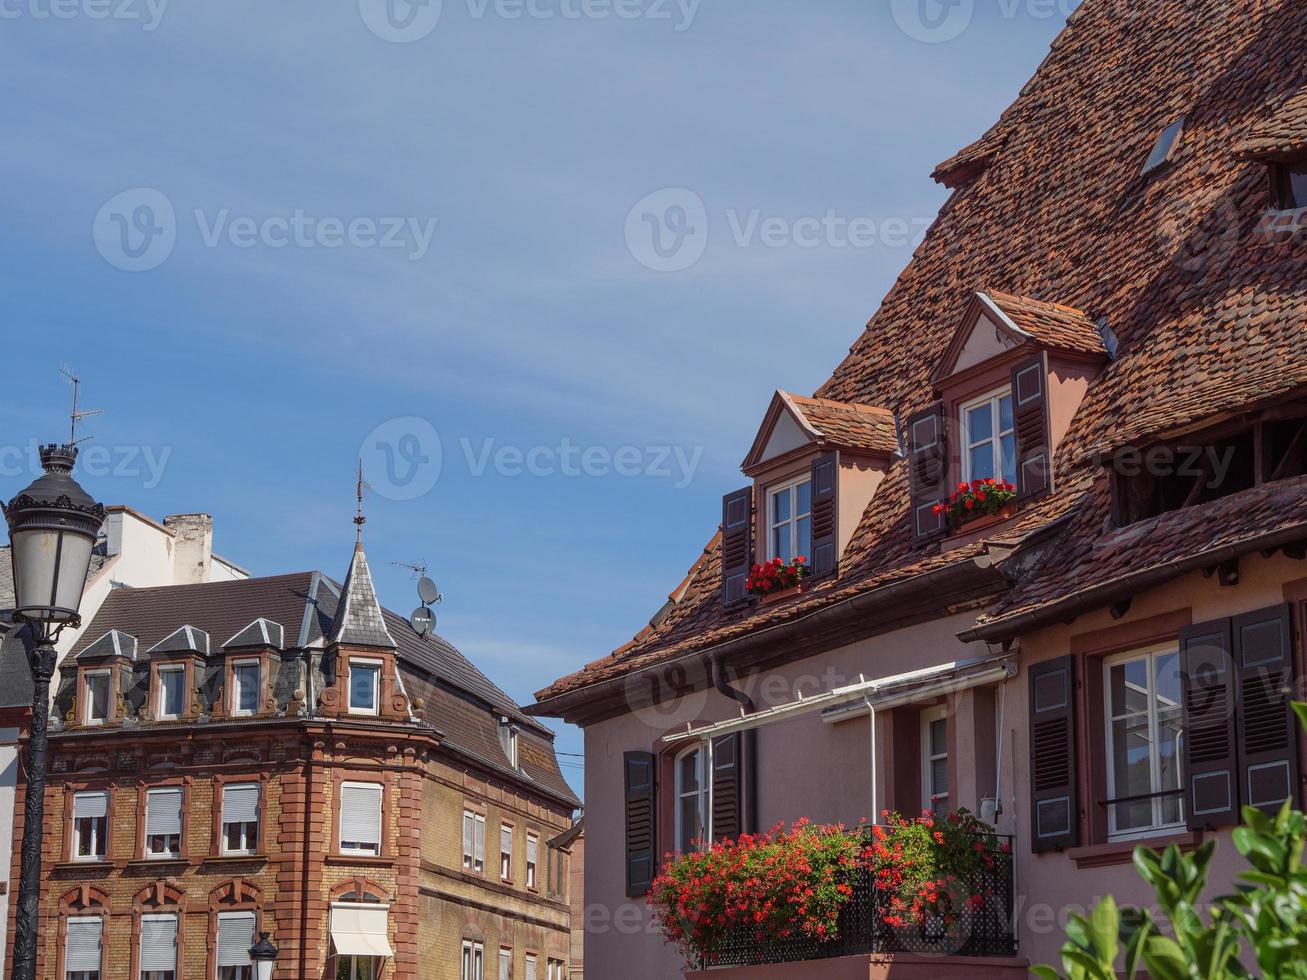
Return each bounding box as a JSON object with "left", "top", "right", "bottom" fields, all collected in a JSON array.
[
  {"left": 742, "top": 390, "right": 897, "bottom": 475},
  {"left": 933, "top": 290, "right": 1108, "bottom": 384},
  {"left": 146, "top": 625, "right": 210, "bottom": 657},
  {"left": 78, "top": 629, "right": 138, "bottom": 662},
  {"left": 1235, "top": 88, "right": 1307, "bottom": 162},
  {"left": 223, "top": 617, "right": 285, "bottom": 651},
  {"left": 328, "top": 545, "right": 396, "bottom": 650}
]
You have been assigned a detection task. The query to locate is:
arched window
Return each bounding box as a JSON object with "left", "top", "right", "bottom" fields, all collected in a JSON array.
[
  {"left": 59, "top": 887, "right": 109, "bottom": 980},
  {"left": 674, "top": 745, "right": 708, "bottom": 853}
]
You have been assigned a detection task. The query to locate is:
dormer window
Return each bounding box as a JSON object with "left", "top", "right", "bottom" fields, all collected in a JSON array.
[
  {"left": 156, "top": 665, "right": 186, "bottom": 720},
  {"left": 1272, "top": 161, "right": 1307, "bottom": 210},
  {"left": 960, "top": 387, "right": 1016, "bottom": 485},
  {"left": 348, "top": 659, "right": 381, "bottom": 715},
  {"left": 231, "top": 661, "right": 260, "bottom": 717},
  {"left": 499, "top": 718, "right": 520, "bottom": 769},
  {"left": 767, "top": 476, "right": 812, "bottom": 561},
  {"left": 83, "top": 670, "right": 111, "bottom": 726}
]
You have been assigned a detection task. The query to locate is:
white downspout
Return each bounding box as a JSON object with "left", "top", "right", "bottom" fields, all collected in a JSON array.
[
  {"left": 865, "top": 698, "right": 878, "bottom": 822},
  {"left": 704, "top": 736, "right": 715, "bottom": 844}
]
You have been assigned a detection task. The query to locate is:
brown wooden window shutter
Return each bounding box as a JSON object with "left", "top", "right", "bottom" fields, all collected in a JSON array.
[
  {"left": 1232, "top": 604, "right": 1300, "bottom": 815},
  {"left": 906, "top": 403, "right": 948, "bottom": 540},
  {"left": 1010, "top": 356, "right": 1051, "bottom": 500},
  {"left": 721, "top": 487, "right": 754, "bottom": 606},
  {"left": 809, "top": 453, "right": 838, "bottom": 578},
  {"left": 711, "top": 734, "right": 742, "bottom": 843},
  {"left": 623, "top": 752, "right": 657, "bottom": 897},
  {"left": 1028, "top": 655, "right": 1079, "bottom": 852},
  {"left": 1179, "top": 617, "right": 1240, "bottom": 829}
]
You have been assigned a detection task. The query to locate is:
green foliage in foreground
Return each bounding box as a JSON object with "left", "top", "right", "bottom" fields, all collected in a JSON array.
[{"left": 1033, "top": 703, "right": 1307, "bottom": 979}]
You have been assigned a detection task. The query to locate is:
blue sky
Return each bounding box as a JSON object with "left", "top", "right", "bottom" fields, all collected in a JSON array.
[{"left": 0, "top": 0, "right": 1077, "bottom": 794}]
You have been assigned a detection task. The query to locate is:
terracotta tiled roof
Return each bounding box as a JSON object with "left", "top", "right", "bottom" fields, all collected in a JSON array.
[
  {"left": 932, "top": 129, "right": 1009, "bottom": 189},
  {"left": 972, "top": 475, "right": 1307, "bottom": 635},
  {"left": 786, "top": 394, "right": 899, "bottom": 456},
  {"left": 1236, "top": 87, "right": 1307, "bottom": 161},
  {"left": 534, "top": 0, "right": 1307, "bottom": 706},
  {"left": 983, "top": 290, "right": 1108, "bottom": 358}
]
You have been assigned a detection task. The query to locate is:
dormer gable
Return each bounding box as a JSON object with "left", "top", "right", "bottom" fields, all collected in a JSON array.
[
  {"left": 742, "top": 391, "right": 897, "bottom": 476},
  {"left": 223, "top": 617, "right": 285, "bottom": 651},
  {"left": 146, "top": 625, "right": 210, "bottom": 657},
  {"left": 77, "top": 629, "right": 138, "bottom": 663}
]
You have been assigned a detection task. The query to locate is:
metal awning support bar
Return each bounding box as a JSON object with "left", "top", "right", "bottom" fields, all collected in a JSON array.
[{"left": 661, "top": 655, "right": 1017, "bottom": 745}]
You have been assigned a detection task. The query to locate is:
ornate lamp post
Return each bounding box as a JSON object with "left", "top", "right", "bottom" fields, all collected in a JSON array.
[
  {"left": 248, "top": 932, "right": 279, "bottom": 980},
  {"left": 4, "top": 444, "right": 104, "bottom": 980}
]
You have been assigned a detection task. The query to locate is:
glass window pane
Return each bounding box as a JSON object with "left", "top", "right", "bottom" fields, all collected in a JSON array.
[
  {"left": 89, "top": 675, "right": 109, "bottom": 719},
  {"left": 678, "top": 751, "right": 700, "bottom": 792},
  {"left": 678, "top": 796, "right": 701, "bottom": 851},
  {"left": 771, "top": 488, "right": 790, "bottom": 523},
  {"left": 237, "top": 666, "right": 258, "bottom": 711},
  {"left": 350, "top": 666, "right": 377, "bottom": 709},
  {"left": 1155, "top": 652, "right": 1181, "bottom": 710},
  {"left": 969, "top": 445, "right": 994, "bottom": 481},
  {"left": 796, "top": 479, "right": 812, "bottom": 517},
  {"left": 162, "top": 670, "right": 184, "bottom": 714},
  {"left": 773, "top": 526, "right": 791, "bottom": 562},
  {"left": 796, "top": 517, "right": 811, "bottom": 560},
  {"left": 930, "top": 757, "right": 949, "bottom": 796},
  {"left": 930, "top": 718, "right": 947, "bottom": 756},
  {"left": 999, "top": 394, "right": 1014, "bottom": 433},
  {"left": 1000, "top": 433, "right": 1017, "bottom": 484},
  {"left": 967, "top": 403, "right": 993, "bottom": 445},
  {"left": 1109, "top": 659, "right": 1150, "bottom": 716}
]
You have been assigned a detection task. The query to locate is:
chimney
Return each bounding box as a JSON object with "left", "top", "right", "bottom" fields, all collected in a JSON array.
[{"left": 164, "top": 513, "right": 213, "bottom": 584}]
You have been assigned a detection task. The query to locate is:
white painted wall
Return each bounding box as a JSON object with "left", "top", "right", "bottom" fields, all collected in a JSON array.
[{"left": 0, "top": 727, "right": 19, "bottom": 975}]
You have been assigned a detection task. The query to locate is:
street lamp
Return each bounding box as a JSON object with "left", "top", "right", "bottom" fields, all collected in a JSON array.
[
  {"left": 4, "top": 443, "right": 104, "bottom": 980},
  {"left": 248, "top": 932, "right": 279, "bottom": 980}
]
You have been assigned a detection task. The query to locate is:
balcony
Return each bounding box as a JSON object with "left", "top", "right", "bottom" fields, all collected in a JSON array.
[{"left": 685, "top": 830, "right": 1025, "bottom": 979}]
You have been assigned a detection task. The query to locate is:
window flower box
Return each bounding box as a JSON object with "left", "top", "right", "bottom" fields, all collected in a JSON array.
[
  {"left": 746, "top": 557, "right": 810, "bottom": 600},
  {"left": 934, "top": 480, "right": 1017, "bottom": 533}
]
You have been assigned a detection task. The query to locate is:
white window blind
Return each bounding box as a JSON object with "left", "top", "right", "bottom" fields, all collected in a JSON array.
[
  {"left": 72, "top": 792, "right": 108, "bottom": 820},
  {"left": 145, "top": 788, "right": 183, "bottom": 836},
  {"left": 474, "top": 814, "right": 486, "bottom": 867},
  {"left": 139, "top": 914, "right": 178, "bottom": 973},
  {"left": 222, "top": 784, "right": 259, "bottom": 825},
  {"left": 340, "top": 782, "right": 383, "bottom": 847},
  {"left": 525, "top": 955, "right": 537, "bottom": 980},
  {"left": 462, "top": 812, "right": 474, "bottom": 864},
  {"left": 65, "top": 916, "right": 103, "bottom": 973},
  {"left": 216, "top": 911, "right": 255, "bottom": 967},
  {"left": 498, "top": 949, "right": 511, "bottom": 980}
]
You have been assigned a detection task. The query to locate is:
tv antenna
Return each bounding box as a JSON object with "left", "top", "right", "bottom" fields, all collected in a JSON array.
[
  {"left": 60, "top": 367, "right": 103, "bottom": 446},
  {"left": 392, "top": 560, "right": 429, "bottom": 579}
]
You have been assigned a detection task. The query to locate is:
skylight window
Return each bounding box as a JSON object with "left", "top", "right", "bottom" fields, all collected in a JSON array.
[
  {"left": 1272, "top": 161, "right": 1307, "bottom": 210},
  {"left": 1141, "top": 119, "right": 1185, "bottom": 176}
]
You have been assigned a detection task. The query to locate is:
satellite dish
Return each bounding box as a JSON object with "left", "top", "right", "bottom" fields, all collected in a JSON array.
[
  {"left": 410, "top": 606, "right": 435, "bottom": 637},
  {"left": 417, "top": 576, "right": 440, "bottom": 605}
]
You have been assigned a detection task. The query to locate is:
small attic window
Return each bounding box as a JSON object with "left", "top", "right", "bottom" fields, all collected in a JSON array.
[
  {"left": 499, "top": 718, "right": 520, "bottom": 769},
  {"left": 1141, "top": 119, "right": 1185, "bottom": 176},
  {"left": 1271, "top": 161, "right": 1307, "bottom": 210}
]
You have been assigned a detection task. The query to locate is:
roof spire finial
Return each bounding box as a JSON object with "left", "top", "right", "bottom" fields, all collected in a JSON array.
[{"left": 354, "top": 458, "right": 368, "bottom": 550}]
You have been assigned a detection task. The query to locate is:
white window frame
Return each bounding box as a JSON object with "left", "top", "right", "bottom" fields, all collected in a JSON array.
[
  {"left": 138, "top": 912, "right": 178, "bottom": 980},
  {"left": 156, "top": 664, "right": 186, "bottom": 721},
  {"left": 230, "top": 660, "right": 260, "bottom": 718},
  {"left": 674, "top": 744, "right": 709, "bottom": 854},
  {"left": 215, "top": 910, "right": 255, "bottom": 980},
  {"left": 65, "top": 914, "right": 103, "bottom": 980},
  {"left": 921, "top": 705, "right": 950, "bottom": 815},
  {"left": 959, "top": 386, "right": 1016, "bottom": 485},
  {"left": 72, "top": 792, "right": 108, "bottom": 862},
  {"left": 338, "top": 781, "right": 383, "bottom": 856},
  {"left": 461, "top": 941, "right": 485, "bottom": 980},
  {"left": 347, "top": 659, "right": 382, "bottom": 716},
  {"left": 220, "top": 783, "right": 260, "bottom": 856},
  {"left": 335, "top": 956, "right": 377, "bottom": 980},
  {"left": 498, "top": 948, "right": 512, "bottom": 980},
  {"left": 766, "top": 475, "right": 812, "bottom": 562},
  {"left": 526, "top": 833, "right": 539, "bottom": 890},
  {"left": 524, "top": 955, "right": 537, "bottom": 980},
  {"left": 1103, "top": 645, "right": 1187, "bottom": 842},
  {"left": 83, "top": 670, "right": 111, "bottom": 726},
  {"left": 462, "top": 810, "right": 486, "bottom": 873},
  {"left": 144, "top": 788, "right": 182, "bottom": 859},
  {"left": 500, "top": 823, "right": 513, "bottom": 881}
]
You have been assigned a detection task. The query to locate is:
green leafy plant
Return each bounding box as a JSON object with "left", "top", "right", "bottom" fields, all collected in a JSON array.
[{"left": 1034, "top": 702, "right": 1307, "bottom": 980}]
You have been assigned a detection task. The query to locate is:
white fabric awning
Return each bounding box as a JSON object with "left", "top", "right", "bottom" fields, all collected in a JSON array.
[
  {"left": 662, "top": 654, "right": 1016, "bottom": 744},
  {"left": 330, "top": 904, "right": 394, "bottom": 958}
]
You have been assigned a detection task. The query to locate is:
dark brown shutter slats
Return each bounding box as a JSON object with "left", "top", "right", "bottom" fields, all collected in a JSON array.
[
  {"left": 711, "top": 734, "right": 742, "bottom": 843},
  {"left": 721, "top": 487, "right": 754, "bottom": 606},
  {"left": 624, "top": 752, "right": 657, "bottom": 897},
  {"left": 1010, "top": 356, "right": 1051, "bottom": 500},
  {"left": 1028, "top": 655, "right": 1079, "bottom": 852},
  {"left": 906, "top": 403, "right": 948, "bottom": 540},
  {"left": 809, "top": 453, "right": 838, "bottom": 578},
  {"left": 1180, "top": 618, "right": 1240, "bottom": 830},
  {"left": 1232, "top": 604, "right": 1300, "bottom": 815}
]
